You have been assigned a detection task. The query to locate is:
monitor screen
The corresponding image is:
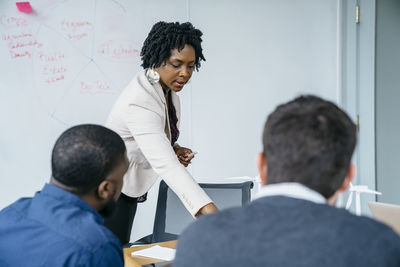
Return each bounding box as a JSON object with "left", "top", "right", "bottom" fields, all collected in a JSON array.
[{"left": 164, "top": 186, "right": 244, "bottom": 235}]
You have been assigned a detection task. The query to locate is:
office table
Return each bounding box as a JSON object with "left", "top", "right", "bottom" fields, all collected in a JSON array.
[{"left": 124, "top": 240, "right": 177, "bottom": 267}]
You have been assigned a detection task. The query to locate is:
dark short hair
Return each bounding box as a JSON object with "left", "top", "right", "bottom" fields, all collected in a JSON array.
[
  {"left": 51, "top": 124, "right": 126, "bottom": 194},
  {"left": 140, "top": 21, "right": 205, "bottom": 71},
  {"left": 263, "top": 95, "right": 356, "bottom": 198}
]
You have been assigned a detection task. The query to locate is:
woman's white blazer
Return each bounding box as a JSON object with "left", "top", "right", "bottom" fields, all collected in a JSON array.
[{"left": 106, "top": 70, "right": 212, "bottom": 217}]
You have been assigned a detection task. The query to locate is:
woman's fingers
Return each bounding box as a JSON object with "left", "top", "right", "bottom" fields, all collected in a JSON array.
[
  {"left": 179, "top": 159, "right": 189, "bottom": 167},
  {"left": 180, "top": 153, "right": 194, "bottom": 160},
  {"left": 175, "top": 147, "right": 195, "bottom": 166},
  {"left": 179, "top": 155, "right": 192, "bottom": 161}
]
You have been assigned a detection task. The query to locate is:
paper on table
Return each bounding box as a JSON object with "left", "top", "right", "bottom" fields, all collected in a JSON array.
[{"left": 131, "top": 245, "right": 176, "bottom": 261}]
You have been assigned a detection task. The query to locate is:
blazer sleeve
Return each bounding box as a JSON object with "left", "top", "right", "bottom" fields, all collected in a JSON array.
[{"left": 123, "top": 102, "right": 212, "bottom": 217}]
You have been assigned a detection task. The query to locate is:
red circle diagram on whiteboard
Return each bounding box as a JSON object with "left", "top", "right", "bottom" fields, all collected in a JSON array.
[{"left": 30, "top": 0, "right": 142, "bottom": 125}]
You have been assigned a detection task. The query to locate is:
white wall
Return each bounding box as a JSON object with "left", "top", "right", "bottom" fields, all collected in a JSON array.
[
  {"left": 0, "top": 0, "right": 340, "bottom": 242},
  {"left": 133, "top": 0, "right": 340, "bottom": 241}
]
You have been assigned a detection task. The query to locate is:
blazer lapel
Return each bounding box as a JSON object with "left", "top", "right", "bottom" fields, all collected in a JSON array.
[
  {"left": 139, "top": 69, "right": 166, "bottom": 105},
  {"left": 144, "top": 72, "right": 171, "bottom": 142},
  {"left": 139, "top": 70, "right": 181, "bottom": 143}
]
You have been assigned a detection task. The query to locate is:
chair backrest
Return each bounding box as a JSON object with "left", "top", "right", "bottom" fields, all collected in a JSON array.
[{"left": 151, "top": 180, "right": 254, "bottom": 243}]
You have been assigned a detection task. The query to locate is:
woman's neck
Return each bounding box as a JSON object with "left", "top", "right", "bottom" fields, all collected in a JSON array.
[{"left": 159, "top": 79, "right": 170, "bottom": 93}]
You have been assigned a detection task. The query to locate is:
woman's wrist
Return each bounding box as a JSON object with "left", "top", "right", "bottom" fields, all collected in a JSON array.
[{"left": 173, "top": 143, "right": 181, "bottom": 152}]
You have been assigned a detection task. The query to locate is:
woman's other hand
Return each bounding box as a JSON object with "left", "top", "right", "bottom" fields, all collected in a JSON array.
[
  {"left": 173, "top": 145, "right": 195, "bottom": 167},
  {"left": 195, "top": 203, "right": 218, "bottom": 217}
]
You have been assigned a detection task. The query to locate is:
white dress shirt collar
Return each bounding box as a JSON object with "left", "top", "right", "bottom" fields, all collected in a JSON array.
[{"left": 254, "top": 182, "right": 327, "bottom": 204}]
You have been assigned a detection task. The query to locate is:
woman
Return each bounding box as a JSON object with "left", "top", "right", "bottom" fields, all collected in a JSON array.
[{"left": 105, "top": 21, "right": 218, "bottom": 245}]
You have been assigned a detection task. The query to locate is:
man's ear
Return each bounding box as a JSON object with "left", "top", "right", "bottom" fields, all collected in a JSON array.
[
  {"left": 256, "top": 152, "right": 268, "bottom": 185},
  {"left": 338, "top": 163, "right": 356, "bottom": 193},
  {"left": 97, "top": 180, "right": 115, "bottom": 201}
]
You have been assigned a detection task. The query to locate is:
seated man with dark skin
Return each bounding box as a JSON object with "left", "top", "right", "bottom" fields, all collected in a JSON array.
[
  {"left": 173, "top": 95, "right": 400, "bottom": 267},
  {"left": 0, "top": 124, "right": 129, "bottom": 267}
]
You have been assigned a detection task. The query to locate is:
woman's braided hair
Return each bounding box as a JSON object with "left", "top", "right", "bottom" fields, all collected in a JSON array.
[{"left": 140, "top": 21, "right": 205, "bottom": 71}]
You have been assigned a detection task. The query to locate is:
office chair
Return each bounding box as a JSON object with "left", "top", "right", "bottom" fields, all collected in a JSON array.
[{"left": 132, "top": 180, "right": 254, "bottom": 245}]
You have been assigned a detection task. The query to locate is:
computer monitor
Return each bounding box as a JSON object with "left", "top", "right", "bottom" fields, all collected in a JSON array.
[{"left": 152, "top": 181, "right": 254, "bottom": 242}]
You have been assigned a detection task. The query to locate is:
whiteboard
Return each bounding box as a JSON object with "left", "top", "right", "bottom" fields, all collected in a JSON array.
[
  {"left": 0, "top": 0, "right": 187, "bottom": 205},
  {"left": 0, "top": 0, "right": 339, "bottom": 240}
]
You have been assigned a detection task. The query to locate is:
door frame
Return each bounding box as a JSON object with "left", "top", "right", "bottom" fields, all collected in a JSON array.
[{"left": 341, "top": 0, "right": 377, "bottom": 215}]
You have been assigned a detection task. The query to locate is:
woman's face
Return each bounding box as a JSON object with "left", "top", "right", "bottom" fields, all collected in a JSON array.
[{"left": 155, "top": 44, "right": 195, "bottom": 93}]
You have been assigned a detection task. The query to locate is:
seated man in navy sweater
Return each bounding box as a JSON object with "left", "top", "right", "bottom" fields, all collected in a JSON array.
[
  {"left": 0, "top": 124, "right": 129, "bottom": 267},
  {"left": 174, "top": 95, "right": 400, "bottom": 267}
]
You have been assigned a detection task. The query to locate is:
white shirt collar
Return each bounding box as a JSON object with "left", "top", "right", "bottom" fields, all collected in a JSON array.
[{"left": 254, "top": 182, "right": 327, "bottom": 204}]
